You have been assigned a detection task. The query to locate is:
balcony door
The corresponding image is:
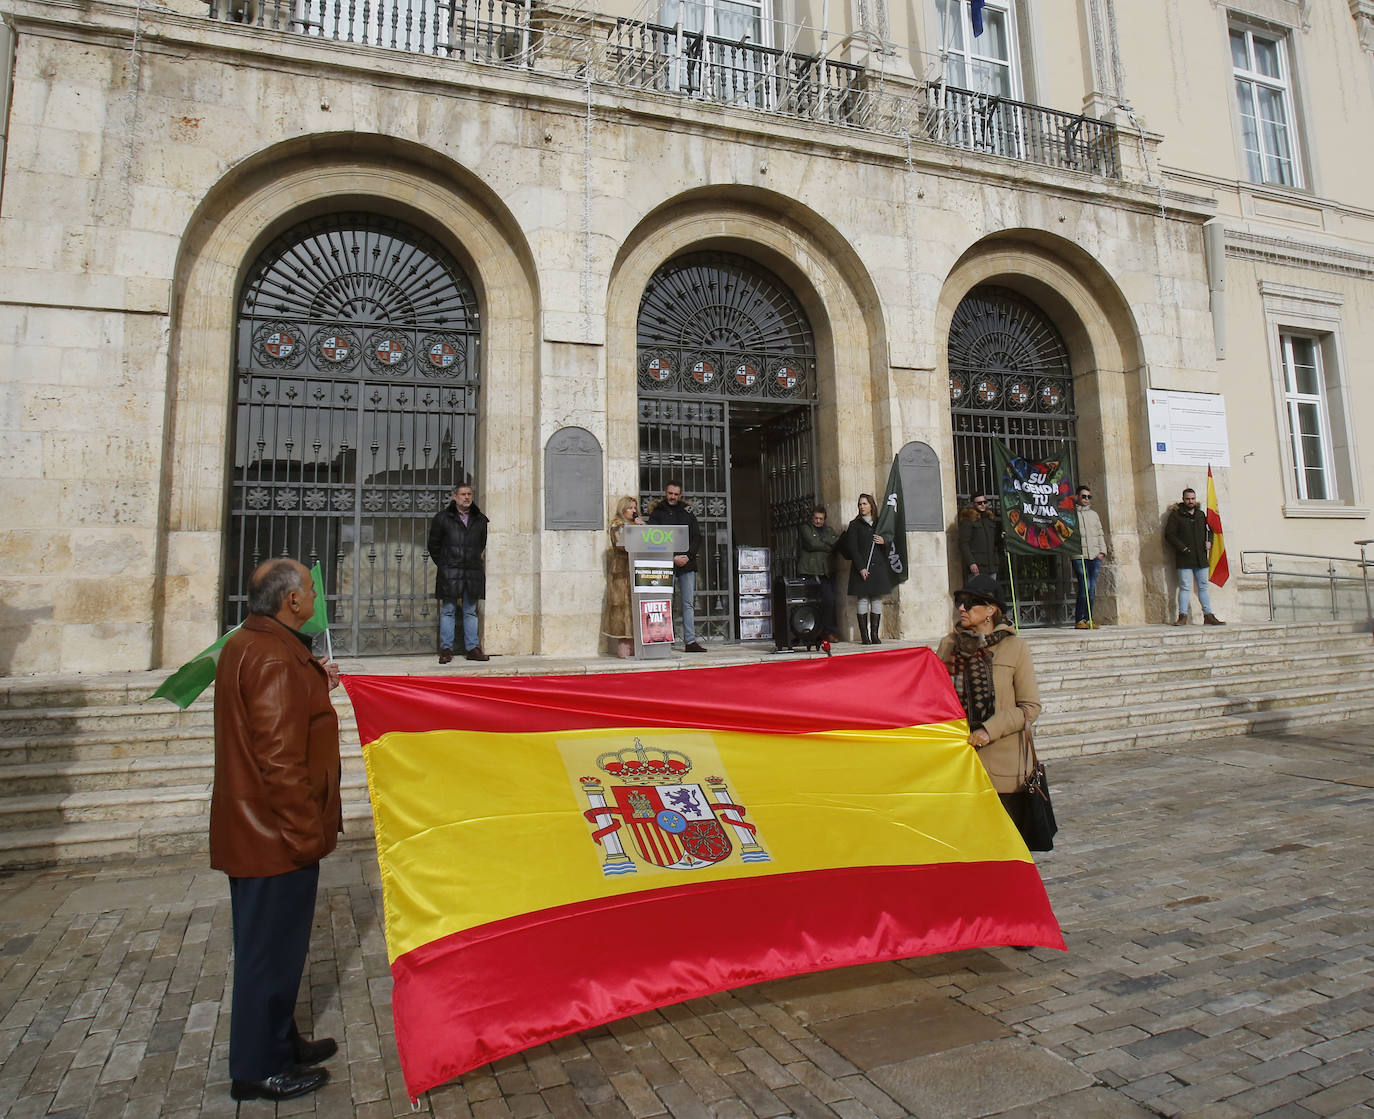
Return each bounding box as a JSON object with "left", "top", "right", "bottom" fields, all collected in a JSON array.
[
  {"left": 935, "top": 0, "right": 1025, "bottom": 157},
  {"left": 659, "top": 0, "right": 775, "bottom": 108}
]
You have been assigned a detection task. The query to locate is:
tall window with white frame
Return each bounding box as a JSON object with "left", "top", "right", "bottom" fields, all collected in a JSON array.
[
  {"left": 1280, "top": 333, "right": 1335, "bottom": 501},
  {"left": 934, "top": 0, "right": 1022, "bottom": 157},
  {"left": 1230, "top": 23, "right": 1302, "bottom": 187},
  {"left": 936, "top": 0, "right": 1019, "bottom": 98}
]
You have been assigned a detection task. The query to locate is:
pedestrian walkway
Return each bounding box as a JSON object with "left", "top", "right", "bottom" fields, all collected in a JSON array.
[{"left": 0, "top": 723, "right": 1370, "bottom": 1118}]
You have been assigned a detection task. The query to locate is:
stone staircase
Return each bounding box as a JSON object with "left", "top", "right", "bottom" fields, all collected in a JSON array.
[{"left": 0, "top": 620, "right": 1370, "bottom": 869}]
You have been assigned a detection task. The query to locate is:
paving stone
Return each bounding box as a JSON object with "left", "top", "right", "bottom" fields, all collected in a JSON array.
[
  {"left": 867, "top": 1037, "right": 1095, "bottom": 1119},
  {"left": 810, "top": 997, "right": 1009, "bottom": 1070}
]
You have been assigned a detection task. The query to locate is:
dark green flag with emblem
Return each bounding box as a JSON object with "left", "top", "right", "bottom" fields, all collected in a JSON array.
[{"left": 872, "top": 456, "right": 909, "bottom": 585}]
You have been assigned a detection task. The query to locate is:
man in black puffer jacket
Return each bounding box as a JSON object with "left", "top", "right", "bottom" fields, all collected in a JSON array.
[{"left": 428, "top": 483, "right": 491, "bottom": 661}]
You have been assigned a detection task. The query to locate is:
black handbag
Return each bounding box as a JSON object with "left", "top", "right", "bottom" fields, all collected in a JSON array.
[{"left": 1015, "top": 725, "right": 1058, "bottom": 852}]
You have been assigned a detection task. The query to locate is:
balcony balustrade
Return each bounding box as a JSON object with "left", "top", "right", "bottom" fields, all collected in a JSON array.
[{"left": 205, "top": 0, "right": 1119, "bottom": 179}]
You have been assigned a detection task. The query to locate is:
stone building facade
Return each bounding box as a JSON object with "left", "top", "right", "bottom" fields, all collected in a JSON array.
[{"left": 0, "top": 0, "right": 1370, "bottom": 673}]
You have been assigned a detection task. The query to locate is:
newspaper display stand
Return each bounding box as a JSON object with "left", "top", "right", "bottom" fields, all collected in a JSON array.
[{"left": 620, "top": 524, "right": 686, "bottom": 660}]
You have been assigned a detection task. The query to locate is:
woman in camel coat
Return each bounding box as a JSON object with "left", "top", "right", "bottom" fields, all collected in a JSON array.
[{"left": 935, "top": 574, "right": 1042, "bottom": 807}]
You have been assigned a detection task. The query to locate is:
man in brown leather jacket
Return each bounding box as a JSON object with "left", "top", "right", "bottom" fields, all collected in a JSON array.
[{"left": 211, "top": 558, "right": 342, "bottom": 1102}]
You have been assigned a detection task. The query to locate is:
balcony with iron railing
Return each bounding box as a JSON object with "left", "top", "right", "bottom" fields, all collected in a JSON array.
[{"left": 206, "top": 0, "right": 1120, "bottom": 179}]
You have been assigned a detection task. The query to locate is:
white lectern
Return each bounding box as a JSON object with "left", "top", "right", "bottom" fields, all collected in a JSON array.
[{"left": 620, "top": 524, "right": 686, "bottom": 660}]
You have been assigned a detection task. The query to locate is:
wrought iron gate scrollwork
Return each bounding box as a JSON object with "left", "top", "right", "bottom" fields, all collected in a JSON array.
[
  {"left": 637, "top": 252, "right": 819, "bottom": 641},
  {"left": 949, "top": 285, "right": 1079, "bottom": 627},
  {"left": 227, "top": 214, "right": 481, "bottom": 655}
]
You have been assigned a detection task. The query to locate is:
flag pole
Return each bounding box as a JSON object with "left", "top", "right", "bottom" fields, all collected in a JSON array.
[{"left": 1005, "top": 549, "right": 1020, "bottom": 630}]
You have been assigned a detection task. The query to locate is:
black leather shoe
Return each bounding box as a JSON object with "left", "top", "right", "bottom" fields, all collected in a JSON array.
[
  {"left": 438, "top": 648, "right": 454, "bottom": 664},
  {"left": 230, "top": 1066, "right": 329, "bottom": 1101},
  {"left": 292, "top": 1035, "right": 337, "bottom": 1064}
]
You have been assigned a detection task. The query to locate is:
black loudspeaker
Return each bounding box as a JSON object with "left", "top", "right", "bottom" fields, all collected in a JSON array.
[{"left": 774, "top": 576, "right": 823, "bottom": 652}]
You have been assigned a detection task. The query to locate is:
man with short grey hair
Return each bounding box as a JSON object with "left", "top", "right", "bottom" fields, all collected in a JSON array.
[{"left": 212, "top": 557, "right": 342, "bottom": 1102}]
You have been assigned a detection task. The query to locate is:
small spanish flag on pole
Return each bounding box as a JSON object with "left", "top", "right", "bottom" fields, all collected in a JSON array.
[
  {"left": 1206, "top": 464, "right": 1230, "bottom": 588},
  {"left": 344, "top": 649, "right": 1064, "bottom": 1099}
]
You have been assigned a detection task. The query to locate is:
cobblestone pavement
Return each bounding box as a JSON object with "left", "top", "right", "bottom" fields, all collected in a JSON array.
[{"left": 1, "top": 725, "right": 1371, "bottom": 1119}]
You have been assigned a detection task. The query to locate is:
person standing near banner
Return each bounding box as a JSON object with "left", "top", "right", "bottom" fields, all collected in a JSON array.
[
  {"left": 958, "top": 493, "right": 1002, "bottom": 579},
  {"left": 1073, "top": 485, "right": 1109, "bottom": 629},
  {"left": 798, "top": 504, "right": 842, "bottom": 642},
  {"left": 1164, "top": 487, "right": 1225, "bottom": 626},
  {"left": 937, "top": 573, "right": 1041, "bottom": 818},
  {"left": 211, "top": 557, "right": 341, "bottom": 1103},
  {"left": 602, "top": 495, "right": 643, "bottom": 658},
  {"left": 843, "top": 493, "right": 891, "bottom": 644}
]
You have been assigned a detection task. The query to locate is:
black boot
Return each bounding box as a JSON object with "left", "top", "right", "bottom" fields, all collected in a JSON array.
[
  {"left": 857, "top": 615, "right": 871, "bottom": 644},
  {"left": 869, "top": 614, "right": 882, "bottom": 645}
]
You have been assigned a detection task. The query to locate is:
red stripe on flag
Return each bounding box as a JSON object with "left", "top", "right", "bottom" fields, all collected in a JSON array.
[
  {"left": 344, "top": 647, "right": 967, "bottom": 745},
  {"left": 389, "top": 860, "right": 1063, "bottom": 1096}
]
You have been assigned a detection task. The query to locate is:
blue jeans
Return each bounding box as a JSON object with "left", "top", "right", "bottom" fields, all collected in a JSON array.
[
  {"left": 1073, "top": 557, "right": 1102, "bottom": 623},
  {"left": 675, "top": 569, "right": 697, "bottom": 644},
  {"left": 1177, "top": 567, "right": 1213, "bottom": 615},
  {"left": 439, "top": 595, "right": 480, "bottom": 651}
]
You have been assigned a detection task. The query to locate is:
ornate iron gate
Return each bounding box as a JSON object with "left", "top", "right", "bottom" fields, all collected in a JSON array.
[
  {"left": 637, "top": 252, "right": 818, "bottom": 642},
  {"left": 226, "top": 214, "right": 481, "bottom": 654},
  {"left": 948, "top": 286, "right": 1078, "bottom": 626}
]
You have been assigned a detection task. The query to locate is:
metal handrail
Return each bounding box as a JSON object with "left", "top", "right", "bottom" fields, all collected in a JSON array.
[{"left": 1239, "top": 547, "right": 1373, "bottom": 629}]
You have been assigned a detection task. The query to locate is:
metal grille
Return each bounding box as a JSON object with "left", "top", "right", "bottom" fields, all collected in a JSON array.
[
  {"left": 637, "top": 253, "right": 817, "bottom": 642},
  {"left": 227, "top": 214, "right": 481, "bottom": 654},
  {"left": 949, "top": 286, "right": 1078, "bottom": 627}
]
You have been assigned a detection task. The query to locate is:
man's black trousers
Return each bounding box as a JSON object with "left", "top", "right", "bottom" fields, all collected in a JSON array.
[{"left": 227, "top": 863, "right": 320, "bottom": 1081}]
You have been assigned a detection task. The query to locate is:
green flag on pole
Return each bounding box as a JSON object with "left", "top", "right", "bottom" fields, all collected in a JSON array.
[
  {"left": 150, "top": 625, "right": 239, "bottom": 709},
  {"left": 872, "top": 456, "right": 909, "bottom": 586},
  {"left": 151, "top": 562, "right": 328, "bottom": 708},
  {"left": 300, "top": 561, "right": 329, "bottom": 636}
]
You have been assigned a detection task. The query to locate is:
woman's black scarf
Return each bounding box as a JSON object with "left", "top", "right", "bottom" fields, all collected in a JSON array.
[{"left": 948, "top": 626, "right": 1013, "bottom": 730}]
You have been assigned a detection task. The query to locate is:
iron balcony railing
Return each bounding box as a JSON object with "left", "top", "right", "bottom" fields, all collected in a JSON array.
[
  {"left": 205, "top": 0, "right": 1120, "bottom": 178},
  {"left": 606, "top": 20, "right": 864, "bottom": 126},
  {"left": 207, "top": 0, "right": 533, "bottom": 62},
  {"left": 921, "top": 84, "right": 1119, "bottom": 178}
]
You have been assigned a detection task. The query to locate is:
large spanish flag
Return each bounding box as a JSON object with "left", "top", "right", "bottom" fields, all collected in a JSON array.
[{"left": 344, "top": 648, "right": 1063, "bottom": 1099}]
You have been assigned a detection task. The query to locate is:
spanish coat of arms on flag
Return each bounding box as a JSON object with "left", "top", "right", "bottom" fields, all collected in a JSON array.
[{"left": 343, "top": 649, "right": 1063, "bottom": 1100}]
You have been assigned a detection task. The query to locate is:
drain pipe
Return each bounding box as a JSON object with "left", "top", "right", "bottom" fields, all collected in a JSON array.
[
  {"left": 0, "top": 20, "right": 13, "bottom": 217},
  {"left": 1203, "top": 217, "right": 1226, "bottom": 361}
]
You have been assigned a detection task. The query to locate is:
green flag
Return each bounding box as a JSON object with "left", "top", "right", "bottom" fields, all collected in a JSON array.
[
  {"left": 872, "top": 456, "right": 909, "bottom": 586},
  {"left": 151, "top": 562, "right": 328, "bottom": 708},
  {"left": 150, "top": 625, "right": 239, "bottom": 709},
  {"left": 299, "top": 561, "right": 329, "bottom": 636}
]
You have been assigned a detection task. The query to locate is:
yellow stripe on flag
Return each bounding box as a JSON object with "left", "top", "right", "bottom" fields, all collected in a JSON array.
[{"left": 364, "top": 720, "right": 1021, "bottom": 962}]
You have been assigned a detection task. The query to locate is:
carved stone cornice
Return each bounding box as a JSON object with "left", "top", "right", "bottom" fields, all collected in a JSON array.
[
  {"left": 1225, "top": 230, "right": 1374, "bottom": 278},
  {"left": 1351, "top": 0, "right": 1374, "bottom": 51}
]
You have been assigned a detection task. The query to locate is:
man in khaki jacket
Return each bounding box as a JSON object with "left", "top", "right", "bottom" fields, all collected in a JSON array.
[
  {"left": 211, "top": 558, "right": 341, "bottom": 1102},
  {"left": 1073, "top": 484, "right": 1110, "bottom": 629}
]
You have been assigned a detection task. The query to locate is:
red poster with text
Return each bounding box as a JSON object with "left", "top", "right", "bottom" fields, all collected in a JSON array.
[{"left": 639, "top": 599, "right": 674, "bottom": 644}]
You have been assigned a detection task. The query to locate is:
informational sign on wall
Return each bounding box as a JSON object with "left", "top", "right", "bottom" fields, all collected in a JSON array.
[{"left": 1146, "top": 390, "right": 1231, "bottom": 467}]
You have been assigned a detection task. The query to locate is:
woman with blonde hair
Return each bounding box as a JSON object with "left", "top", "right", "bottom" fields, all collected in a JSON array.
[{"left": 602, "top": 495, "right": 643, "bottom": 657}]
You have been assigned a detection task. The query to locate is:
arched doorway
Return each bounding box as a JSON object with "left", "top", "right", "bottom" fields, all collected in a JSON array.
[
  {"left": 225, "top": 213, "right": 481, "bottom": 654},
  {"left": 949, "top": 284, "right": 1078, "bottom": 626},
  {"left": 636, "top": 251, "right": 818, "bottom": 643}
]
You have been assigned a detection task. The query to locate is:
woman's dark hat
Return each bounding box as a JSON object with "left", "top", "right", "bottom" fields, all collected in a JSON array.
[{"left": 953, "top": 574, "right": 1006, "bottom": 613}]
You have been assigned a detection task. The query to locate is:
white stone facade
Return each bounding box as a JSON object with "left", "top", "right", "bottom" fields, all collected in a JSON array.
[{"left": 0, "top": 0, "right": 1370, "bottom": 674}]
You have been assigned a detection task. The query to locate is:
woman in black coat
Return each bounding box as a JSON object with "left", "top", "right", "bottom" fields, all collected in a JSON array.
[{"left": 843, "top": 493, "right": 891, "bottom": 645}]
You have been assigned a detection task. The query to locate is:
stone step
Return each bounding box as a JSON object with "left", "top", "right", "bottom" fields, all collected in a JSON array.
[
  {"left": 1038, "top": 695, "right": 1374, "bottom": 761},
  {"left": 0, "top": 746, "right": 370, "bottom": 796},
  {"left": 1039, "top": 677, "right": 1374, "bottom": 736},
  {"left": 1041, "top": 665, "right": 1374, "bottom": 718},
  {"left": 0, "top": 807, "right": 379, "bottom": 869},
  {"left": 1035, "top": 645, "right": 1373, "bottom": 688},
  {"left": 0, "top": 772, "right": 375, "bottom": 834}
]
